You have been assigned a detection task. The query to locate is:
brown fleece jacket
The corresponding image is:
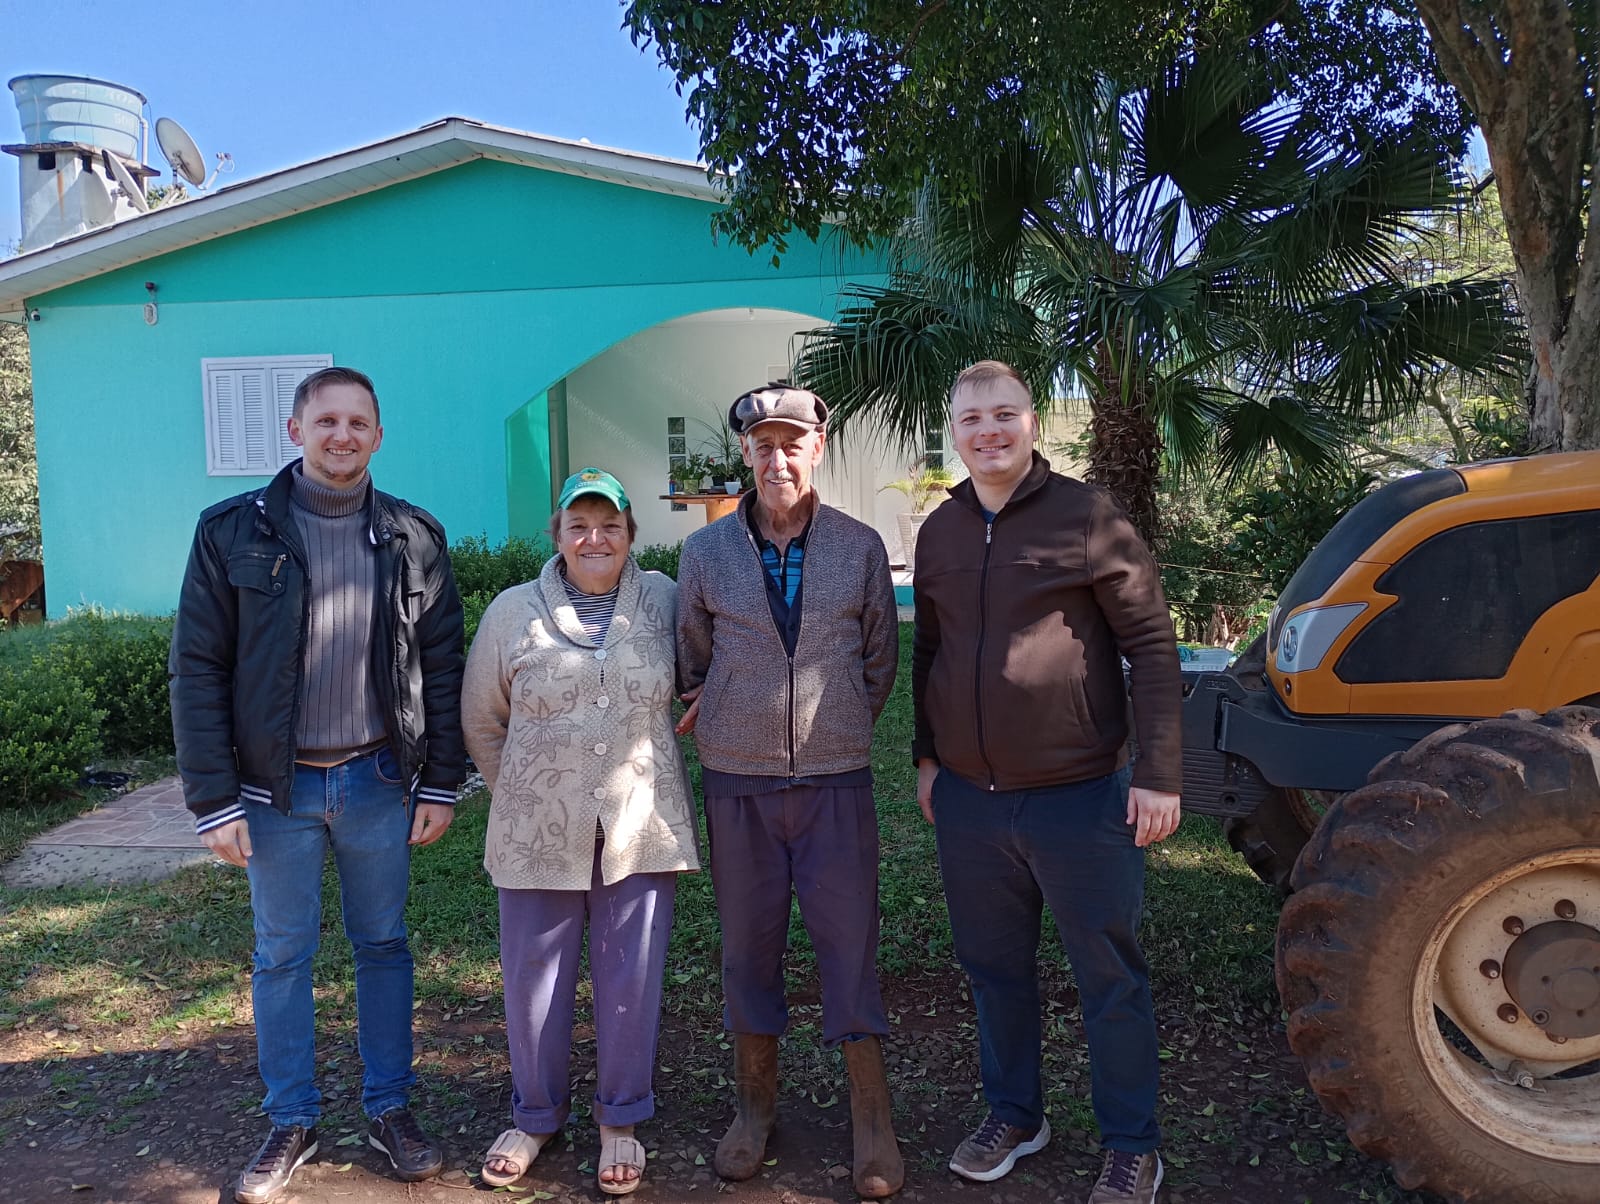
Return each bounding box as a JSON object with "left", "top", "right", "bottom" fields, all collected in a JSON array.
[{"left": 912, "top": 453, "right": 1182, "bottom": 794}]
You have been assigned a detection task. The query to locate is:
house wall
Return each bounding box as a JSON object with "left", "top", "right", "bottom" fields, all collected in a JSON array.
[{"left": 25, "top": 159, "right": 884, "bottom": 613}]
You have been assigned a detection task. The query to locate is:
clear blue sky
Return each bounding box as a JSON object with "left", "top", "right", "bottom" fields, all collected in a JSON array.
[{"left": 1, "top": 0, "right": 705, "bottom": 256}]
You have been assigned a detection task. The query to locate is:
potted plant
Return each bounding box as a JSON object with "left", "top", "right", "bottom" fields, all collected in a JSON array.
[
  {"left": 695, "top": 417, "right": 755, "bottom": 495},
  {"left": 880, "top": 457, "right": 956, "bottom": 571},
  {"left": 671, "top": 454, "right": 709, "bottom": 497}
]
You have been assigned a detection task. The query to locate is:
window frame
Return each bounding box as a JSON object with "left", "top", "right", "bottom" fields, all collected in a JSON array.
[{"left": 201, "top": 354, "right": 333, "bottom": 477}]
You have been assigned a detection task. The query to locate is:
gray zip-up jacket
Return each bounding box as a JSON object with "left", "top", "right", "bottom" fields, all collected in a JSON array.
[{"left": 676, "top": 493, "right": 898, "bottom": 779}]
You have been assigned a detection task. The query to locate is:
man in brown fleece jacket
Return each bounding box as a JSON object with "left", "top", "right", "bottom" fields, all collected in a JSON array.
[{"left": 912, "top": 361, "right": 1182, "bottom": 1204}]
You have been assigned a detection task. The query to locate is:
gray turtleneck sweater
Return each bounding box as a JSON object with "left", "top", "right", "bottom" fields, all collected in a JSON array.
[{"left": 290, "top": 465, "right": 387, "bottom": 761}]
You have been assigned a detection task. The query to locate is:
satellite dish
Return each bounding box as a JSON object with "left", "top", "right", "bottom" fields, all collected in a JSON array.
[
  {"left": 102, "top": 149, "right": 149, "bottom": 213},
  {"left": 155, "top": 116, "right": 206, "bottom": 187},
  {"left": 79, "top": 169, "right": 114, "bottom": 227}
]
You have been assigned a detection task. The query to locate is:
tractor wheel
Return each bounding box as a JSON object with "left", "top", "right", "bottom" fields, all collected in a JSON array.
[{"left": 1276, "top": 707, "right": 1600, "bottom": 1204}]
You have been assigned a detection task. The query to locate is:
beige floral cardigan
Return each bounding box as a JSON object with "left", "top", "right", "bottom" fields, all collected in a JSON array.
[{"left": 461, "top": 556, "right": 700, "bottom": 891}]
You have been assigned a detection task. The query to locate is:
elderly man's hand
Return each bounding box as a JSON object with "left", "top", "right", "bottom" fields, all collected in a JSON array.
[
  {"left": 1127, "top": 787, "right": 1181, "bottom": 847},
  {"left": 201, "top": 818, "right": 253, "bottom": 867},
  {"left": 674, "top": 685, "right": 702, "bottom": 736},
  {"left": 410, "top": 803, "right": 453, "bottom": 846}
]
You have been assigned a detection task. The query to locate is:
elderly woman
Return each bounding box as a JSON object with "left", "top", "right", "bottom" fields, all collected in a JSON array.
[{"left": 462, "top": 467, "right": 699, "bottom": 1196}]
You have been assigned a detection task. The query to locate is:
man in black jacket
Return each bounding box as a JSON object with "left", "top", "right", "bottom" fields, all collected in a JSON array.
[{"left": 169, "top": 366, "right": 465, "bottom": 1204}]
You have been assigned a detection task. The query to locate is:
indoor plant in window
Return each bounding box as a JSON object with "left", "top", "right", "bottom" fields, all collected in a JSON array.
[
  {"left": 880, "top": 457, "right": 956, "bottom": 571},
  {"left": 696, "top": 418, "right": 755, "bottom": 495}
]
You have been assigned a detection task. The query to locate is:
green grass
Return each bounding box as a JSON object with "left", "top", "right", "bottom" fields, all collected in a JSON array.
[{"left": 0, "top": 624, "right": 1283, "bottom": 1039}]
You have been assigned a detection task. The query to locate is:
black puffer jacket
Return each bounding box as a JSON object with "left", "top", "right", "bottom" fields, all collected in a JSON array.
[{"left": 169, "top": 461, "right": 466, "bottom": 832}]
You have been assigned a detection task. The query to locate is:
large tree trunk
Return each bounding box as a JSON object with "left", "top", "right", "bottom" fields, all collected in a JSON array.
[
  {"left": 1087, "top": 396, "right": 1162, "bottom": 545},
  {"left": 1413, "top": 0, "right": 1600, "bottom": 451}
]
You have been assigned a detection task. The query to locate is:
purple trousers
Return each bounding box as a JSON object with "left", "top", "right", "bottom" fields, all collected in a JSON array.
[
  {"left": 705, "top": 784, "right": 888, "bottom": 1046},
  {"left": 497, "top": 845, "right": 677, "bottom": 1133}
]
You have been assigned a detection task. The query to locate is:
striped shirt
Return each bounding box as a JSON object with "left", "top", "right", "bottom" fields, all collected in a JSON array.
[
  {"left": 561, "top": 572, "right": 619, "bottom": 643},
  {"left": 759, "top": 535, "right": 805, "bottom": 608}
]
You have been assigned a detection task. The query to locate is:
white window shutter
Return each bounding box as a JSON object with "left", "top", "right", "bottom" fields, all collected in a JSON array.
[
  {"left": 202, "top": 354, "right": 333, "bottom": 476},
  {"left": 239, "top": 370, "right": 270, "bottom": 471},
  {"left": 271, "top": 366, "right": 313, "bottom": 465},
  {"left": 211, "top": 370, "right": 240, "bottom": 470}
]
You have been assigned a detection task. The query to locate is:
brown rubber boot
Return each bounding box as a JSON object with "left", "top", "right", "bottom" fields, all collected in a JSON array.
[
  {"left": 713, "top": 1033, "right": 779, "bottom": 1180},
  {"left": 842, "top": 1036, "right": 904, "bottom": 1198}
]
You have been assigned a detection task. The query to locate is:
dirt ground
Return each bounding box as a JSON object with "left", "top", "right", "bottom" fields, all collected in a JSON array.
[{"left": 0, "top": 971, "right": 1433, "bottom": 1204}]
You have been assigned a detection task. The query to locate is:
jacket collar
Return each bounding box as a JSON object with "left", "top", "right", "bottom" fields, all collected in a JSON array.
[
  {"left": 256, "top": 459, "right": 396, "bottom": 547},
  {"left": 539, "top": 553, "right": 641, "bottom": 649},
  {"left": 949, "top": 450, "right": 1053, "bottom": 516}
]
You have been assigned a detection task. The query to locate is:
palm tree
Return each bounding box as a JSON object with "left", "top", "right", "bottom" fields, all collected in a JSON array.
[{"left": 794, "top": 54, "right": 1524, "bottom": 540}]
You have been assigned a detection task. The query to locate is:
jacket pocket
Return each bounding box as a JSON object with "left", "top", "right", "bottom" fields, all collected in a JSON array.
[{"left": 227, "top": 551, "right": 288, "bottom": 596}]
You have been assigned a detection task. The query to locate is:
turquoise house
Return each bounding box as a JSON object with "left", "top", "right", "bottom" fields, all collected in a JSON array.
[{"left": 0, "top": 118, "right": 897, "bottom": 615}]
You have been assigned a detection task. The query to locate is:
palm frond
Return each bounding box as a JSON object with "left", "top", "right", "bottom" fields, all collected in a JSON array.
[{"left": 792, "top": 275, "right": 1050, "bottom": 450}]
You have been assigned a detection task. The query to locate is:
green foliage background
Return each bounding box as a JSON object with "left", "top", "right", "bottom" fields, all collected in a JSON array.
[{"left": 0, "top": 324, "right": 39, "bottom": 562}]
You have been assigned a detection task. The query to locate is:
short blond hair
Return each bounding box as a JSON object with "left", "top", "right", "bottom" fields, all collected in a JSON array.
[{"left": 950, "top": 360, "right": 1032, "bottom": 406}]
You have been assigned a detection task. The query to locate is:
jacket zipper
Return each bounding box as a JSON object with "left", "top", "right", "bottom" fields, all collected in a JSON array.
[
  {"left": 975, "top": 516, "right": 997, "bottom": 789},
  {"left": 745, "top": 505, "right": 801, "bottom": 780}
]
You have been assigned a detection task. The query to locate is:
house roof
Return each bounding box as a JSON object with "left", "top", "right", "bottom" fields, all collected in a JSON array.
[{"left": 0, "top": 117, "right": 720, "bottom": 320}]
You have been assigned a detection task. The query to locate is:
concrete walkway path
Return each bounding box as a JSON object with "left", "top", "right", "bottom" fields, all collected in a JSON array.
[{"left": 1, "top": 776, "right": 212, "bottom": 889}]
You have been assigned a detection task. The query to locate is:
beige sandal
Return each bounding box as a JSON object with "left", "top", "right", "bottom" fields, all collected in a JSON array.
[
  {"left": 598, "top": 1134, "right": 647, "bottom": 1196},
  {"left": 481, "top": 1128, "right": 552, "bottom": 1187}
]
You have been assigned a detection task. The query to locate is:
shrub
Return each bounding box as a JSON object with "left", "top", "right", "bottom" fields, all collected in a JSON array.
[
  {"left": 634, "top": 542, "right": 681, "bottom": 579},
  {"left": 0, "top": 652, "right": 104, "bottom": 806},
  {"left": 462, "top": 590, "right": 495, "bottom": 648},
  {"left": 43, "top": 609, "right": 175, "bottom": 756},
  {"left": 450, "top": 534, "right": 548, "bottom": 599}
]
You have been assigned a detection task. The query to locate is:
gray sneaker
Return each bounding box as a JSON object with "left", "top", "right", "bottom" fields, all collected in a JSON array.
[
  {"left": 1087, "top": 1149, "right": 1163, "bottom": 1202},
  {"left": 948, "top": 1113, "right": 1051, "bottom": 1182}
]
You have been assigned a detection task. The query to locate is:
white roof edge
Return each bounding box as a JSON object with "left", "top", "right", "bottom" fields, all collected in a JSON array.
[{"left": 0, "top": 117, "right": 723, "bottom": 307}]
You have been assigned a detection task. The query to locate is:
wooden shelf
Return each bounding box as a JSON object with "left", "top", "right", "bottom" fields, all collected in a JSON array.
[{"left": 660, "top": 493, "right": 743, "bottom": 523}]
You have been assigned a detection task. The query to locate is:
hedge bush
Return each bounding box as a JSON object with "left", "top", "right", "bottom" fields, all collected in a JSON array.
[
  {"left": 634, "top": 542, "right": 681, "bottom": 579},
  {"left": 0, "top": 652, "right": 105, "bottom": 806},
  {"left": 41, "top": 610, "right": 175, "bottom": 756},
  {"left": 450, "top": 534, "right": 549, "bottom": 599}
]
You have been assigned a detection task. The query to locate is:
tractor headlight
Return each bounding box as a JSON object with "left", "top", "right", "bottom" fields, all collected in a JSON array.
[{"left": 1275, "top": 603, "right": 1367, "bottom": 674}]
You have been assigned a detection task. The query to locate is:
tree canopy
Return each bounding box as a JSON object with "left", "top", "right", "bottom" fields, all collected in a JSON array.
[
  {"left": 790, "top": 55, "right": 1521, "bottom": 539},
  {"left": 630, "top": 0, "right": 1597, "bottom": 451},
  {"left": 626, "top": 0, "right": 1471, "bottom": 255}
]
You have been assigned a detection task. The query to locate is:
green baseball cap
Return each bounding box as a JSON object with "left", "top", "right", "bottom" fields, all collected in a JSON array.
[{"left": 557, "top": 467, "right": 630, "bottom": 511}]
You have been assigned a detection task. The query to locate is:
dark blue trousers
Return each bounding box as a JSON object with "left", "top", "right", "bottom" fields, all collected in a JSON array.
[
  {"left": 705, "top": 784, "right": 888, "bottom": 1046},
  {"left": 932, "top": 765, "right": 1160, "bottom": 1152}
]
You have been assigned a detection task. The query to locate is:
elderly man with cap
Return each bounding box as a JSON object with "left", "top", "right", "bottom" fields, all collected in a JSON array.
[{"left": 675, "top": 385, "right": 903, "bottom": 1198}]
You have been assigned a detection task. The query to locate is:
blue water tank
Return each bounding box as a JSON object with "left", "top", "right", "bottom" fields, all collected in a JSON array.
[{"left": 9, "top": 74, "right": 147, "bottom": 159}]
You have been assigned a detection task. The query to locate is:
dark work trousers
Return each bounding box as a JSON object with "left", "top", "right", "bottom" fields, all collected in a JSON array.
[
  {"left": 705, "top": 784, "right": 888, "bottom": 1047},
  {"left": 496, "top": 843, "right": 678, "bottom": 1134},
  {"left": 932, "top": 765, "right": 1160, "bottom": 1152}
]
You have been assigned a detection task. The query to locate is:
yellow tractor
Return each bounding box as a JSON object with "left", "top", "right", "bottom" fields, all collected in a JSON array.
[{"left": 1181, "top": 450, "right": 1600, "bottom": 1204}]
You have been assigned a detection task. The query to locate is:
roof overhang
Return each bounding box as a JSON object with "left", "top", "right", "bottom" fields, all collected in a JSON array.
[{"left": 0, "top": 117, "right": 723, "bottom": 318}]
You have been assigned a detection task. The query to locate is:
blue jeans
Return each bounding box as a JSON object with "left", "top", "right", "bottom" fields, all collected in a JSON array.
[
  {"left": 244, "top": 750, "right": 416, "bottom": 1127},
  {"left": 932, "top": 765, "right": 1159, "bottom": 1152}
]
